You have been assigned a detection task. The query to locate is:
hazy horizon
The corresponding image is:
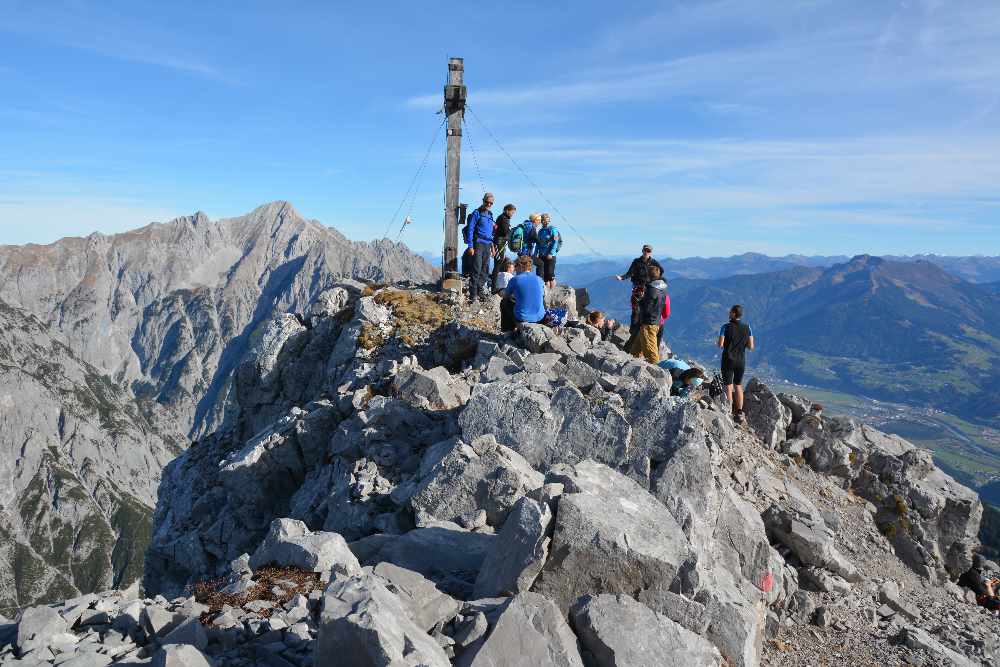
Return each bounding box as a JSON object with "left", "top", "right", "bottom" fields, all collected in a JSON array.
[{"left": 2, "top": 2, "right": 999, "bottom": 256}]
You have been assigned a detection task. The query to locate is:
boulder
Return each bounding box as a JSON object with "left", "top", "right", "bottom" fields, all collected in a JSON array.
[
  {"left": 696, "top": 570, "right": 766, "bottom": 667},
  {"left": 743, "top": 379, "right": 792, "bottom": 449},
  {"left": 534, "top": 461, "right": 693, "bottom": 611},
  {"left": 356, "top": 523, "right": 496, "bottom": 597},
  {"left": 16, "top": 605, "right": 69, "bottom": 655},
  {"left": 250, "top": 518, "right": 361, "bottom": 577},
  {"left": 517, "top": 323, "right": 553, "bottom": 353},
  {"left": 474, "top": 497, "right": 552, "bottom": 598},
  {"left": 58, "top": 655, "right": 113, "bottom": 667},
  {"left": 459, "top": 382, "right": 560, "bottom": 468},
  {"left": 571, "top": 593, "right": 721, "bottom": 667},
  {"left": 394, "top": 366, "right": 471, "bottom": 411},
  {"left": 409, "top": 435, "right": 543, "bottom": 527},
  {"left": 762, "top": 505, "right": 860, "bottom": 582},
  {"left": 902, "top": 626, "right": 977, "bottom": 667},
  {"left": 152, "top": 644, "right": 215, "bottom": 667},
  {"left": 161, "top": 618, "right": 208, "bottom": 650},
  {"left": 713, "top": 489, "right": 776, "bottom": 590},
  {"left": 141, "top": 605, "right": 186, "bottom": 638},
  {"left": 456, "top": 593, "right": 583, "bottom": 667},
  {"left": 459, "top": 381, "right": 634, "bottom": 474},
  {"left": 372, "top": 562, "right": 461, "bottom": 632},
  {"left": 544, "top": 285, "right": 579, "bottom": 320},
  {"left": 317, "top": 574, "right": 450, "bottom": 667},
  {"left": 635, "top": 589, "right": 709, "bottom": 635}
]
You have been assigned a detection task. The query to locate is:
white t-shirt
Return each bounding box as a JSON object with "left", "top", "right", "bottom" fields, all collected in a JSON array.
[{"left": 495, "top": 272, "right": 513, "bottom": 290}]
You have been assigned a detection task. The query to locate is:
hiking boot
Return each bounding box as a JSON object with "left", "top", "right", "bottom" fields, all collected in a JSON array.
[{"left": 733, "top": 410, "right": 745, "bottom": 425}]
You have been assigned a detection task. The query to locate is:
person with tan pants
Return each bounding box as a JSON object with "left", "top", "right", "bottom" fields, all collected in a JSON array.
[{"left": 628, "top": 265, "right": 667, "bottom": 364}]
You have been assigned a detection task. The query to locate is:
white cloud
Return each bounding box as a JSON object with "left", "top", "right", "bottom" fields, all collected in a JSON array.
[{"left": 0, "top": 3, "right": 232, "bottom": 83}]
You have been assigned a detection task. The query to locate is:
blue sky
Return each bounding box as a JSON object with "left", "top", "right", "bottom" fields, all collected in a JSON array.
[{"left": 1, "top": 0, "right": 998, "bottom": 257}]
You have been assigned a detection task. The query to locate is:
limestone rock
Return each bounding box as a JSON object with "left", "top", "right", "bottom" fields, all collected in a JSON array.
[
  {"left": 372, "top": 562, "right": 460, "bottom": 632},
  {"left": 474, "top": 497, "right": 552, "bottom": 598},
  {"left": 250, "top": 518, "right": 361, "bottom": 577},
  {"left": 317, "top": 573, "right": 450, "bottom": 667},
  {"left": 16, "top": 605, "right": 69, "bottom": 655},
  {"left": 743, "top": 378, "right": 792, "bottom": 449},
  {"left": 152, "top": 644, "right": 214, "bottom": 667},
  {"left": 355, "top": 524, "right": 496, "bottom": 597},
  {"left": 571, "top": 593, "right": 721, "bottom": 667},
  {"left": 457, "top": 593, "right": 583, "bottom": 667},
  {"left": 394, "top": 366, "right": 471, "bottom": 411},
  {"left": 409, "top": 436, "right": 543, "bottom": 527},
  {"left": 533, "top": 461, "right": 693, "bottom": 611}
]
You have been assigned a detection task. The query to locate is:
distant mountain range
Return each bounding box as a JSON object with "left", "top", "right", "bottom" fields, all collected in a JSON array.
[
  {"left": 420, "top": 250, "right": 1000, "bottom": 285},
  {"left": 586, "top": 255, "right": 1000, "bottom": 427}
]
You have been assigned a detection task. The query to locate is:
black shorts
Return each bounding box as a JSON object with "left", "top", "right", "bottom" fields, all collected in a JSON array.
[
  {"left": 721, "top": 358, "right": 745, "bottom": 386},
  {"left": 535, "top": 256, "right": 557, "bottom": 282}
]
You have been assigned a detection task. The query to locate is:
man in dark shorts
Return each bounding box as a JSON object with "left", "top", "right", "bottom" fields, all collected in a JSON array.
[{"left": 717, "top": 304, "right": 755, "bottom": 423}]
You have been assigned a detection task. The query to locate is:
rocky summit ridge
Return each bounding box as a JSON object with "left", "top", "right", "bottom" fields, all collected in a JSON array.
[
  {"left": 0, "top": 280, "right": 996, "bottom": 667},
  {"left": 0, "top": 201, "right": 437, "bottom": 440}
]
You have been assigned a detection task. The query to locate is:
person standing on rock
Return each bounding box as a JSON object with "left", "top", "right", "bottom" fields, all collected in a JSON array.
[
  {"left": 717, "top": 304, "right": 755, "bottom": 424},
  {"left": 627, "top": 265, "right": 666, "bottom": 364},
  {"left": 492, "top": 204, "right": 515, "bottom": 289},
  {"left": 516, "top": 213, "right": 541, "bottom": 260},
  {"left": 466, "top": 193, "right": 495, "bottom": 303},
  {"left": 501, "top": 255, "right": 546, "bottom": 331},
  {"left": 535, "top": 213, "right": 561, "bottom": 289},
  {"left": 617, "top": 244, "right": 663, "bottom": 287},
  {"left": 618, "top": 244, "right": 663, "bottom": 333}
]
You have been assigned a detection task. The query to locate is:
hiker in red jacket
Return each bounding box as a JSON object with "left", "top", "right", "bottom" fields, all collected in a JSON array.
[{"left": 658, "top": 292, "right": 671, "bottom": 346}]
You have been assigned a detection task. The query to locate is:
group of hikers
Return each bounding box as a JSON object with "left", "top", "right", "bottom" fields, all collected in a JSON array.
[
  {"left": 460, "top": 198, "right": 1000, "bottom": 606},
  {"left": 463, "top": 193, "right": 756, "bottom": 424},
  {"left": 461, "top": 193, "right": 562, "bottom": 302}
]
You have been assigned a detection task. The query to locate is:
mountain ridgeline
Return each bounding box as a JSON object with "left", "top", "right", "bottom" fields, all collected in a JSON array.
[
  {"left": 587, "top": 255, "right": 1000, "bottom": 428},
  {"left": 0, "top": 202, "right": 436, "bottom": 612},
  {"left": 0, "top": 201, "right": 437, "bottom": 439}
]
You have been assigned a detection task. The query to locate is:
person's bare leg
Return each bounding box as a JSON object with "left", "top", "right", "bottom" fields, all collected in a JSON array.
[
  {"left": 734, "top": 384, "right": 744, "bottom": 412},
  {"left": 725, "top": 384, "right": 734, "bottom": 406}
]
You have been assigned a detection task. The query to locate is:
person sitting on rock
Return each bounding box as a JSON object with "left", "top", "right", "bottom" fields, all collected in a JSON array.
[
  {"left": 717, "top": 304, "right": 755, "bottom": 424},
  {"left": 501, "top": 255, "right": 546, "bottom": 332},
  {"left": 494, "top": 259, "right": 514, "bottom": 295},
  {"left": 627, "top": 265, "right": 666, "bottom": 364},
  {"left": 960, "top": 555, "right": 1000, "bottom": 613},
  {"left": 658, "top": 358, "right": 706, "bottom": 397},
  {"left": 586, "top": 310, "right": 617, "bottom": 341}
]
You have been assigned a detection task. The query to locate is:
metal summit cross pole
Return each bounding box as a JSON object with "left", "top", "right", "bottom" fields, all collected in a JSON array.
[{"left": 441, "top": 57, "right": 466, "bottom": 290}]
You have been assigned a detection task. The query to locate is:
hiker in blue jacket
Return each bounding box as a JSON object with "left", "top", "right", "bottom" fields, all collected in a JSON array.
[
  {"left": 534, "top": 213, "right": 561, "bottom": 288},
  {"left": 515, "top": 213, "right": 541, "bottom": 258},
  {"left": 465, "top": 192, "right": 495, "bottom": 302}
]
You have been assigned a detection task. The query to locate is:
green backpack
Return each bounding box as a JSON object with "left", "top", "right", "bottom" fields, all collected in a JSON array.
[{"left": 508, "top": 224, "right": 526, "bottom": 253}]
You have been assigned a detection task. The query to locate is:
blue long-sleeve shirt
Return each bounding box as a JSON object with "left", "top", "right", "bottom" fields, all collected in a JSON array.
[
  {"left": 535, "top": 225, "right": 561, "bottom": 256},
  {"left": 466, "top": 208, "right": 495, "bottom": 249}
]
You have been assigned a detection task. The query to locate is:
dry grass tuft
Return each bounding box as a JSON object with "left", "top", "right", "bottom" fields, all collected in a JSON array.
[
  {"left": 374, "top": 290, "right": 451, "bottom": 329},
  {"left": 190, "top": 566, "right": 322, "bottom": 621},
  {"left": 358, "top": 323, "right": 385, "bottom": 350}
]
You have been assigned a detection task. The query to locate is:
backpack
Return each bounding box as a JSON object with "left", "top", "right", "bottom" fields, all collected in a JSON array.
[{"left": 508, "top": 224, "right": 526, "bottom": 253}]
